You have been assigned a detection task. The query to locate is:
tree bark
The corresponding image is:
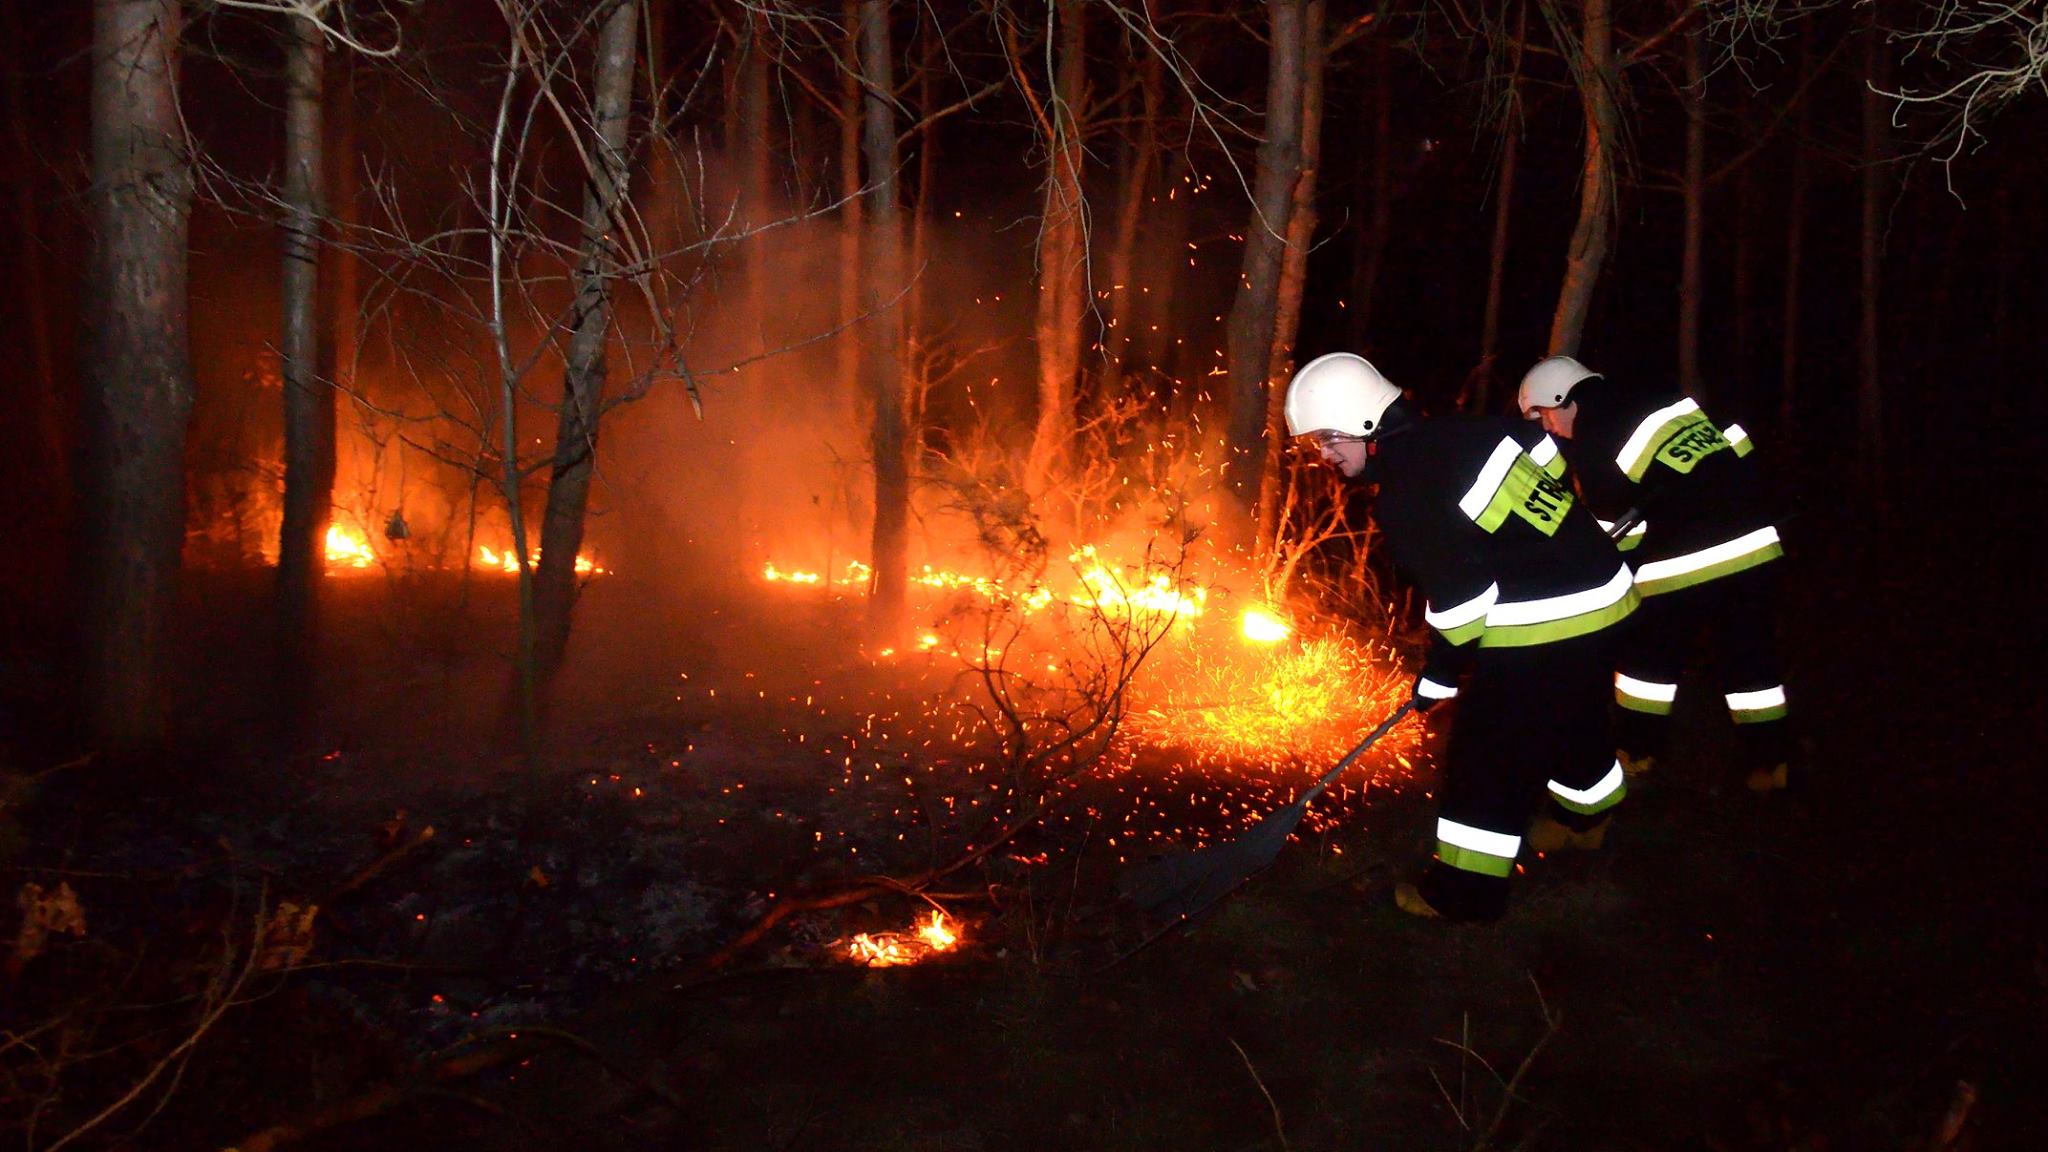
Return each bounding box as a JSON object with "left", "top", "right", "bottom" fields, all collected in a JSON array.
[
  {"left": 1255, "top": 0, "right": 1324, "bottom": 540},
  {"left": 1779, "top": 26, "right": 1811, "bottom": 440},
  {"left": 1223, "top": 0, "right": 1303, "bottom": 508},
  {"left": 738, "top": 7, "right": 772, "bottom": 357},
  {"left": 531, "top": 0, "right": 638, "bottom": 681},
  {"left": 1857, "top": 4, "right": 1886, "bottom": 492},
  {"left": 860, "top": 0, "right": 909, "bottom": 640},
  {"left": 81, "top": 0, "right": 192, "bottom": 759},
  {"left": 2, "top": 1, "right": 64, "bottom": 504},
  {"left": 275, "top": 11, "right": 331, "bottom": 720},
  {"left": 1347, "top": 34, "right": 1392, "bottom": 349},
  {"left": 1678, "top": 25, "right": 1704, "bottom": 398},
  {"left": 1473, "top": 0, "right": 1527, "bottom": 413},
  {"left": 838, "top": 0, "right": 863, "bottom": 399},
  {"left": 1025, "top": 0, "right": 1088, "bottom": 490},
  {"left": 1103, "top": 21, "right": 1162, "bottom": 397},
  {"left": 1548, "top": 0, "right": 1616, "bottom": 357}
]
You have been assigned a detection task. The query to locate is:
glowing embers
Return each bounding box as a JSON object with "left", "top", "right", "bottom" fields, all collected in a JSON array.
[
  {"left": 1239, "top": 606, "right": 1291, "bottom": 644},
  {"left": 759, "top": 549, "right": 1207, "bottom": 628},
  {"left": 478, "top": 545, "right": 606, "bottom": 576},
  {"left": 843, "top": 909, "right": 961, "bottom": 967}
]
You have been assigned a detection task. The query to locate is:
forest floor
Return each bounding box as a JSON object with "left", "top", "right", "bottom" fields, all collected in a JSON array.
[{"left": 5, "top": 452, "right": 2044, "bottom": 1151}]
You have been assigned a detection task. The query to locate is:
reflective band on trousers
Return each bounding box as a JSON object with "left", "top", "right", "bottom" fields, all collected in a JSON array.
[
  {"left": 1437, "top": 818, "right": 1520, "bottom": 861},
  {"left": 1597, "top": 518, "right": 1647, "bottom": 540},
  {"left": 1616, "top": 398, "right": 1701, "bottom": 476},
  {"left": 1487, "top": 565, "right": 1634, "bottom": 626},
  {"left": 1457, "top": 438, "right": 1525, "bottom": 521},
  {"left": 1632, "top": 526, "right": 1782, "bottom": 587},
  {"left": 1726, "top": 685, "right": 1786, "bottom": 711},
  {"left": 1426, "top": 584, "right": 1498, "bottom": 632},
  {"left": 1416, "top": 677, "right": 1460, "bottom": 700},
  {"left": 1615, "top": 673, "right": 1678, "bottom": 703},
  {"left": 1548, "top": 761, "right": 1626, "bottom": 809}
]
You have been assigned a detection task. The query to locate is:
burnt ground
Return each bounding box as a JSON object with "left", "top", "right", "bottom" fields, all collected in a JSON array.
[{"left": 4, "top": 453, "right": 2044, "bottom": 1151}]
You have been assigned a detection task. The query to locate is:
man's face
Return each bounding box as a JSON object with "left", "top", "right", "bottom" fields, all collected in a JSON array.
[
  {"left": 1306, "top": 430, "right": 1370, "bottom": 478},
  {"left": 1535, "top": 402, "right": 1578, "bottom": 439}
]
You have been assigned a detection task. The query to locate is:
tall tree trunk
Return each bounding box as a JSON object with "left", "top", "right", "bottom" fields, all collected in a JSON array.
[
  {"left": 275, "top": 10, "right": 331, "bottom": 720},
  {"left": 738, "top": 8, "right": 772, "bottom": 357},
  {"left": 1348, "top": 34, "right": 1392, "bottom": 349},
  {"left": 1779, "top": 27, "right": 1812, "bottom": 440},
  {"left": 1473, "top": 0, "right": 1527, "bottom": 413},
  {"left": 82, "top": 0, "right": 192, "bottom": 759},
  {"left": 1223, "top": 0, "right": 1303, "bottom": 508},
  {"left": 3, "top": 2, "right": 64, "bottom": 504},
  {"left": 1678, "top": 25, "right": 1704, "bottom": 398},
  {"left": 1256, "top": 0, "right": 1324, "bottom": 540},
  {"left": 532, "top": 0, "right": 639, "bottom": 682},
  {"left": 1025, "top": 0, "right": 1088, "bottom": 490},
  {"left": 1104, "top": 24, "right": 1162, "bottom": 397},
  {"left": 908, "top": 20, "right": 937, "bottom": 381},
  {"left": 1857, "top": 4, "right": 1886, "bottom": 492},
  {"left": 1732, "top": 124, "right": 1755, "bottom": 406},
  {"left": 1548, "top": 0, "right": 1616, "bottom": 357},
  {"left": 838, "top": 0, "right": 863, "bottom": 397},
  {"left": 860, "top": 0, "right": 909, "bottom": 640}
]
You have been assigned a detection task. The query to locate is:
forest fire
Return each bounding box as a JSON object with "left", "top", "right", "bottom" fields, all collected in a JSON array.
[
  {"left": 317, "top": 526, "right": 605, "bottom": 575},
  {"left": 843, "top": 910, "right": 961, "bottom": 967}
]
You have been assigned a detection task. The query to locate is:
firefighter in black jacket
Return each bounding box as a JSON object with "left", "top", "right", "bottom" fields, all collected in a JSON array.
[
  {"left": 1517, "top": 355, "right": 1792, "bottom": 793},
  {"left": 1286, "top": 353, "right": 1639, "bottom": 922}
]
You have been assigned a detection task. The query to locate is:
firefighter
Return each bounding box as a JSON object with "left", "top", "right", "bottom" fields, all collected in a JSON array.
[
  {"left": 1286, "top": 352, "right": 1638, "bottom": 922},
  {"left": 1517, "top": 355, "right": 1792, "bottom": 794}
]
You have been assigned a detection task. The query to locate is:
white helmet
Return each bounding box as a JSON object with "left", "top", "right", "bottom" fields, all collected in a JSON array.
[
  {"left": 1285, "top": 352, "right": 1402, "bottom": 439},
  {"left": 1517, "top": 355, "right": 1599, "bottom": 417}
]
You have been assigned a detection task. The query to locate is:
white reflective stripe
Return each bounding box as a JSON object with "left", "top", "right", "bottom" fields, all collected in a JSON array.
[
  {"left": 1528, "top": 435, "right": 1560, "bottom": 468},
  {"left": 1632, "top": 525, "right": 1782, "bottom": 585},
  {"left": 1416, "top": 677, "right": 1460, "bottom": 700},
  {"left": 1437, "top": 818, "right": 1521, "bottom": 860},
  {"left": 1615, "top": 673, "right": 1678, "bottom": 702},
  {"left": 1596, "top": 518, "right": 1648, "bottom": 539},
  {"left": 1723, "top": 423, "right": 1749, "bottom": 447},
  {"left": 1725, "top": 685, "right": 1787, "bottom": 711},
  {"left": 1486, "top": 565, "right": 1633, "bottom": 626},
  {"left": 1425, "top": 583, "right": 1499, "bottom": 631},
  {"left": 1615, "top": 397, "right": 1701, "bottom": 472},
  {"left": 1458, "top": 438, "right": 1525, "bottom": 520},
  {"left": 1549, "top": 761, "right": 1626, "bottom": 807}
]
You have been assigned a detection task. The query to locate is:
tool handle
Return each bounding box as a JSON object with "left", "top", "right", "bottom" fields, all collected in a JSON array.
[{"left": 1296, "top": 700, "right": 1417, "bottom": 809}]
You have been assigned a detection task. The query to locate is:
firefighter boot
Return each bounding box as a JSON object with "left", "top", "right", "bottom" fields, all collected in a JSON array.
[
  {"left": 1618, "top": 749, "right": 1657, "bottom": 779},
  {"left": 1527, "top": 811, "right": 1610, "bottom": 854},
  {"left": 1394, "top": 863, "right": 1508, "bottom": 923}
]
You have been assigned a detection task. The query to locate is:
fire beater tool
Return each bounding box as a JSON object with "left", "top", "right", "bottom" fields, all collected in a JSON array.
[{"left": 1115, "top": 700, "right": 1416, "bottom": 923}]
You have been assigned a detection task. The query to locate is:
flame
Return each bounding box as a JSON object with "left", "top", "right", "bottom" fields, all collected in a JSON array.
[
  {"left": 1240, "top": 606, "right": 1291, "bottom": 644},
  {"left": 845, "top": 910, "right": 961, "bottom": 966},
  {"left": 479, "top": 545, "right": 605, "bottom": 575},
  {"left": 324, "top": 524, "right": 378, "bottom": 569}
]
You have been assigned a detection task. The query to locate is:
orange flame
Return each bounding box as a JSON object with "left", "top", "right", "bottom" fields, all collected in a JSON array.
[{"left": 845, "top": 910, "right": 961, "bottom": 966}]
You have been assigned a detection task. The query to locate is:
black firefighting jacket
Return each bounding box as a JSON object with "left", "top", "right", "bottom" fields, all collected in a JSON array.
[
  {"left": 1556, "top": 377, "right": 1781, "bottom": 597},
  {"left": 1370, "top": 415, "right": 1638, "bottom": 702}
]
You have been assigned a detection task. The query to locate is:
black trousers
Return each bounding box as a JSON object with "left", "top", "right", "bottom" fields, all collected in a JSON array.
[
  {"left": 1422, "top": 627, "right": 1626, "bottom": 919},
  {"left": 1613, "top": 560, "right": 1791, "bottom": 773}
]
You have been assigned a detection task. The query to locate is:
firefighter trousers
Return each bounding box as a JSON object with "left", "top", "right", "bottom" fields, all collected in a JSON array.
[
  {"left": 1612, "top": 559, "right": 1791, "bottom": 774},
  {"left": 1421, "top": 628, "right": 1627, "bottom": 920}
]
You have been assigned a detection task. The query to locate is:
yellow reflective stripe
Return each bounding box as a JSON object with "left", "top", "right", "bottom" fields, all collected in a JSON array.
[
  {"left": 1458, "top": 438, "right": 1525, "bottom": 522},
  {"left": 1487, "top": 565, "right": 1635, "bottom": 627},
  {"left": 1616, "top": 398, "right": 1701, "bottom": 480},
  {"left": 1548, "top": 761, "right": 1627, "bottom": 814},
  {"left": 1480, "top": 582, "right": 1638, "bottom": 648},
  {"left": 1633, "top": 526, "right": 1783, "bottom": 595},
  {"left": 1438, "top": 818, "right": 1520, "bottom": 862},
  {"left": 1616, "top": 673, "right": 1677, "bottom": 703}
]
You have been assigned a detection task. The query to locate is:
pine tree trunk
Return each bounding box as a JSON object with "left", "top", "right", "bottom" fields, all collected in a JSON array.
[
  {"left": 2, "top": 2, "right": 64, "bottom": 505},
  {"left": 82, "top": 0, "right": 192, "bottom": 759},
  {"left": 1256, "top": 0, "right": 1323, "bottom": 540},
  {"left": 1473, "top": 0, "right": 1527, "bottom": 413},
  {"left": 1857, "top": 5, "right": 1886, "bottom": 491},
  {"left": 532, "top": 0, "right": 638, "bottom": 681},
  {"left": 1026, "top": 0, "right": 1088, "bottom": 490},
  {"left": 1348, "top": 35, "right": 1392, "bottom": 349},
  {"left": 1548, "top": 0, "right": 1615, "bottom": 357},
  {"left": 1104, "top": 31, "right": 1162, "bottom": 397},
  {"left": 275, "top": 11, "right": 330, "bottom": 721},
  {"left": 738, "top": 8, "right": 772, "bottom": 358},
  {"left": 1223, "top": 0, "right": 1303, "bottom": 508},
  {"left": 1779, "top": 27, "right": 1811, "bottom": 440},
  {"left": 838, "top": 0, "right": 863, "bottom": 395},
  {"left": 1678, "top": 26, "right": 1704, "bottom": 399},
  {"left": 861, "top": 0, "right": 909, "bottom": 641}
]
